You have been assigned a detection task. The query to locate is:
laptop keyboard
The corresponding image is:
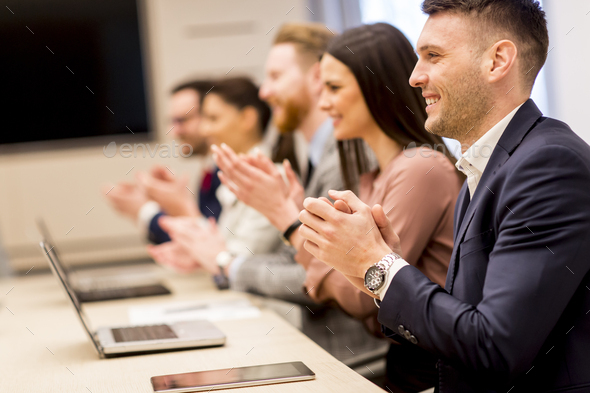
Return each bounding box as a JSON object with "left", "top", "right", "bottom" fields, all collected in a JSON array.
[
  {"left": 111, "top": 325, "right": 178, "bottom": 343},
  {"left": 77, "top": 284, "right": 171, "bottom": 302}
]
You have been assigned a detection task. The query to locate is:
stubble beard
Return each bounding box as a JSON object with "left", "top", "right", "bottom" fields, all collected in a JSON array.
[
  {"left": 426, "top": 67, "right": 492, "bottom": 143},
  {"left": 272, "top": 85, "right": 311, "bottom": 134},
  {"left": 191, "top": 139, "right": 210, "bottom": 156}
]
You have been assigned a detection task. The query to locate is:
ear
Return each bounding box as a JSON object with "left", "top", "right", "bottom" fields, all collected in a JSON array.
[
  {"left": 239, "top": 106, "right": 259, "bottom": 134},
  {"left": 306, "top": 62, "right": 323, "bottom": 95},
  {"left": 485, "top": 39, "right": 518, "bottom": 84}
]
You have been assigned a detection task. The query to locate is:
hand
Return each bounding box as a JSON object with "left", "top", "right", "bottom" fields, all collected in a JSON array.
[
  {"left": 136, "top": 165, "right": 199, "bottom": 217},
  {"left": 284, "top": 159, "right": 305, "bottom": 209},
  {"left": 372, "top": 204, "right": 402, "bottom": 255},
  {"left": 158, "top": 216, "right": 226, "bottom": 275},
  {"left": 294, "top": 197, "right": 349, "bottom": 270},
  {"left": 243, "top": 154, "right": 305, "bottom": 210},
  {"left": 314, "top": 197, "right": 383, "bottom": 296},
  {"left": 298, "top": 190, "right": 395, "bottom": 280},
  {"left": 102, "top": 182, "right": 148, "bottom": 220},
  {"left": 330, "top": 196, "right": 402, "bottom": 254},
  {"left": 148, "top": 241, "right": 200, "bottom": 274},
  {"left": 212, "top": 143, "right": 302, "bottom": 232}
]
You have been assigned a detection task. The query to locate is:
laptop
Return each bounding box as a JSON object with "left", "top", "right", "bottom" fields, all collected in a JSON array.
[
  {"left": 40, "top": 241, "right": 226, "bottom": 357},
  {"left": 36, "top": 219, "right": 171, "bottom": 302}
]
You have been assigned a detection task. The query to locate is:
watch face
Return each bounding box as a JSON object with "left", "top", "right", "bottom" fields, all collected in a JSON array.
[
  {"left": 365, "top": 266, "right": 385, "bottom": 291},
  {"left": 216, "top": 251, "right": 234, "bottom": 267}
]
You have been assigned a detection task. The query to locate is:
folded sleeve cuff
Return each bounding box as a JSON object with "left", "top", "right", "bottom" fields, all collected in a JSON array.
[
  {"left": 137, "top": 201, "right": 161, "bottom": 237},
  {"left": 377, "top": 258, "right": 410, "bottom": 301}
]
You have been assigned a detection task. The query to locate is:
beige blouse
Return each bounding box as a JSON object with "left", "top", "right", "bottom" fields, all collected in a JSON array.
[{"left": 299, "top": 147, "right": 462, "bottom": 333}]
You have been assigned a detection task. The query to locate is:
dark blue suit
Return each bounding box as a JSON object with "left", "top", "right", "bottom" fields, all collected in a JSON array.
[
  {"left": 148, "top": 167, "right": 222, "bottom": 244},
  {"left": 378, "top": 100, "right": 590, "bottom": 392}
]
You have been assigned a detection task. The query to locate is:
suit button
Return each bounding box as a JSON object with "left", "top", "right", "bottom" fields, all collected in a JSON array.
[
  {"left": 409, "top": 335, "right": 418, "bottom": 345},
  {"left": 398, "top": 325, "right": 405, "bottom": 335},
  {"left": 404, "top": 330, "right": 412, "bottom": 340}
]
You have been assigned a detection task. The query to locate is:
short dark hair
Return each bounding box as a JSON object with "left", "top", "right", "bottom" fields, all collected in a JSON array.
[
  {"left": 171, "top": 80, "right": 213, "bottom": 106},
  {"left": 421, "top": 0, "right": 549, "bottom": 89},
  {"left": 207, "top": 77, "right": 271, "bottom": 135}
]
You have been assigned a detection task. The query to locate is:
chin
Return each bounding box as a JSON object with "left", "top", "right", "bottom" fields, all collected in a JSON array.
[
  {"left": 425, "top": 117, "right": 439, "bottom": 134},
  {"left": 272, "top": 108, "right": 284, "bottom": 121},
  {"left": 333, "top": 127, "right": 354, "bottom": 141}
]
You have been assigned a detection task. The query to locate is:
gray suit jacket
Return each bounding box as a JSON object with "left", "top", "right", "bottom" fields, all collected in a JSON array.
[{"left": 231, "top": 132, "right": 387, "bottom": 363}]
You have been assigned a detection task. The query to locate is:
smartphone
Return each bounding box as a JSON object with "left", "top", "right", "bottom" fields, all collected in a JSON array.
[{"left": 151, "top": 361, "right": 315, "bottom": 392}]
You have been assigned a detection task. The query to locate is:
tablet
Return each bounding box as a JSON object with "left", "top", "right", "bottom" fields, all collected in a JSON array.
[{"left": 151, "top": 361, "right": 315, "bottom": 392}]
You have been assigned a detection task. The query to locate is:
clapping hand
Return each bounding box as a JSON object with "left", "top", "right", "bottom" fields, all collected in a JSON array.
[
  {"left": 102, "top": 182, "right": 148, "bottom": 220},
  {"left": 136, "top": 165, "right": 199, "bottom": 217},
  {"left": 148, "top": 216, "right": 226, "bottom": 275},
  {"left": 298, "top": 190, "right": 401, "bottom": 294},
  {"left": 212, "top": 143, "right": 303, "bottom": 232}
]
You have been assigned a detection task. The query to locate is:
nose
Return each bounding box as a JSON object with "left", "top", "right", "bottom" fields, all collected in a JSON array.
[
  {"left": 318, "top": 87, "right": 331, "bottom": 111},
  {"left": 409, "top": 60, "right": 428, "bottom": 88},
  {"left": 171, "top": 125, "right": 182, "bottom": 137},
  {"left": 259, "top": 80, "right": 271, "bottom": 101}
]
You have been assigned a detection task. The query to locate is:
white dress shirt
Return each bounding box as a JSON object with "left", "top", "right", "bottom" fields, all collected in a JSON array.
[
  {"left": 455, "top": 103, "right": 524, "bottom": 199},
  {"left": 378, "top": 103, "right": 525, "bottom": 301}
]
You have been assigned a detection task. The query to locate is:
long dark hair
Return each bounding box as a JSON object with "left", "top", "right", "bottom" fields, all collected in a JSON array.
[
  {"left": 208, "top": 77, "right": 272, "bottom": 136},
  {"left": 326, "top": 23, "right": 460, "bottom": 190}
]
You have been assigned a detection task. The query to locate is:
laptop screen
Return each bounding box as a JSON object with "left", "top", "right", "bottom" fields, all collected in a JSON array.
[
  {"left": 36, "top": 218, "right": 70, "bottom": 277},
  {"left": 40, "top": 241, "right": 102, "bottom": 355}
]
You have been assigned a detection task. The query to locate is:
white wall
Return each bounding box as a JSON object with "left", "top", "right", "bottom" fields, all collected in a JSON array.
[
  {"left": 0, "top": 0, "right": 307, "bottom": 272},
  {"left": 543, "top": 0, "right": 590, "bottom": 143}
]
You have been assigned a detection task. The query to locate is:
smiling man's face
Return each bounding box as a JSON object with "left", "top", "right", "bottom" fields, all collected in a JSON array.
[{"left": 410, "top": 12, "right": 493, "bottom": 141}]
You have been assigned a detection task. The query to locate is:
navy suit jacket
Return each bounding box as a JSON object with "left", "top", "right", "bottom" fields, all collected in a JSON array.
[{"left": 378, "top": 100, "right": 590, "bottom": 392}]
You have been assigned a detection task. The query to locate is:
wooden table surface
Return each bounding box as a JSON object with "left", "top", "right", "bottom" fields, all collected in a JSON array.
[{"left": 0, "top": 268, "right": 385, "bottom": 393}]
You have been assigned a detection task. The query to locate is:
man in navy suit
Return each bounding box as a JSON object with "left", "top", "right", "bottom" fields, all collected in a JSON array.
[{"left": 299, "top": 1, "right": 590, "bottom": 391}]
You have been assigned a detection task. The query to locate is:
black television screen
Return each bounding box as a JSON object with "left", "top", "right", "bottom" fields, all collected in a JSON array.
[{"left": 0, "top": 0, "right": 150, "bottom": 147}]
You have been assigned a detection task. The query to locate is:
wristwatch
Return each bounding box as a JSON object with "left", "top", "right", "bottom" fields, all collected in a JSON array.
[
  {"left": 280, "top": 219, "right": 303, "bottom": 246},
  {"left": 364, "top": 253, "right": 402, "bottom": 295},
  {"left": 213, "top": 251, "right": 235, "bottom": 290},
  {"left": 216, "top": 251, "right": 235, "bottom": 269}
]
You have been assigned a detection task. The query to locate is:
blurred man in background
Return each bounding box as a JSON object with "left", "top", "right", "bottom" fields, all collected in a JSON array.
[{"left": 104, "top": 80, "right": 221, "bottom": 243}]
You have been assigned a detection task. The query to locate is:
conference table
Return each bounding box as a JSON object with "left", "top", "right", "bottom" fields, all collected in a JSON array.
[{"left": 0, "top": 266, "right": 385, "bottom": 392}]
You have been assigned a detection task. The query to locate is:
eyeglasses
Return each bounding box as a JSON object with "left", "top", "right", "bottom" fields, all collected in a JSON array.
[{"left": 171, "top": 112, "right": 199, "bottom": 125}]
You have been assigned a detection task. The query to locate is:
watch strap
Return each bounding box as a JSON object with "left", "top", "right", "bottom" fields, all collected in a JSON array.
[
  {"left": 213, "top": 268, "right": 230, "bottom": 290},
  {"left": 365, "top": 253, "right": 402, "bottom": 294},
  {"left": 281, "top": 219, "right": 303, "bottom": 246}
]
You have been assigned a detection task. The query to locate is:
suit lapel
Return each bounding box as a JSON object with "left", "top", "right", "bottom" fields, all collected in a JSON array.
[
  {"left": 445, "top": 100, "right": 543, "bottom": 293},
  {"left": 454, "top": 183, "right": 470, "bottom": 242},
  {"left": 445, "top": 184, "right": 470, "bottom": 291}
]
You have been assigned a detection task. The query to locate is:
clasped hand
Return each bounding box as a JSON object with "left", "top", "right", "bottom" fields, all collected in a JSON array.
[{"left": 298, "top": 190, "right": 402, "bottom": 292}]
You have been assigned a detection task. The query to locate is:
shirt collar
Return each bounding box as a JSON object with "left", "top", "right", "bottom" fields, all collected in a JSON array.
[
  {"left": 307, "top": 119, "right": 333, "bottom": 167},
  {"left": 456, "top": 103, "right": 524, "bottom": 176}
]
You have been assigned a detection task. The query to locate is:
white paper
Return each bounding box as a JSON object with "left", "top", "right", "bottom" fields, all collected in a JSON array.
[{"left": 128, "top": 298, "right": 261, "bottom": 325}]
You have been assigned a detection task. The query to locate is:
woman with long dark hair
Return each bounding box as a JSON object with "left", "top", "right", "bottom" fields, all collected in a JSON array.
[{"left": 298, "top": 23, "right": 463, "bottom": 391}]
